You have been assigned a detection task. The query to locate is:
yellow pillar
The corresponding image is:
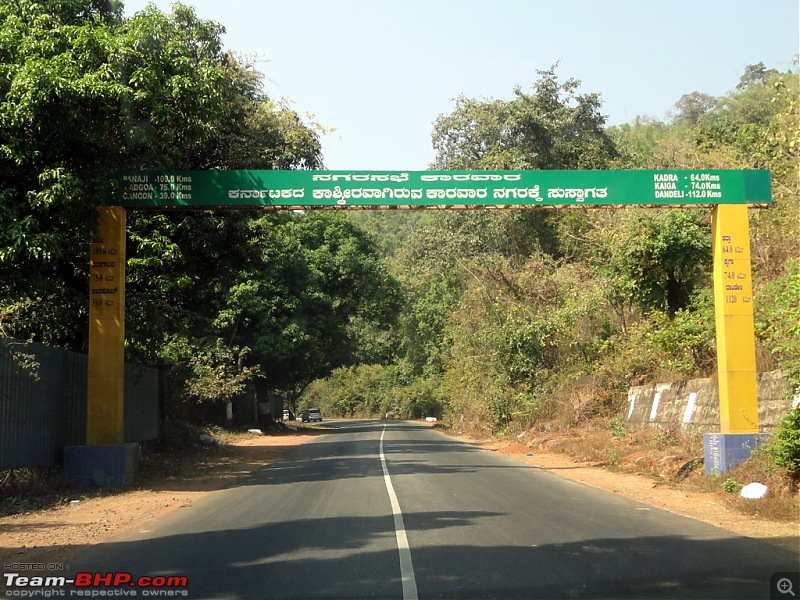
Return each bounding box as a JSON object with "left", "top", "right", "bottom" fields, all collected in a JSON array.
[
  {"left": 711, "top": 204, "right": 759, "bottom": 434},
  {"left": 87, "top": 206, "right": 126, "bottom": 445}
]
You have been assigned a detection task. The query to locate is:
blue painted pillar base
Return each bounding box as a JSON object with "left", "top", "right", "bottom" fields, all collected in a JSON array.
[
  {"left": 703, "top": 433, "right": 771, "bottom": 475},
  {"left": 63, "top": 443, "right": 139, "bottom": 487}
]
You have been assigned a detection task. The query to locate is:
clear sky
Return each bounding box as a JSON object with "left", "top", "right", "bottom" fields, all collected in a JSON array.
[{"left": 122, "top": 0, "right": 799, "bottom": 170}]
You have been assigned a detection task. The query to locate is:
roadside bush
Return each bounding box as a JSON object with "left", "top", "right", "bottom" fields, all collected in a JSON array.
[
  {"left": 603, "top": 417, "right": 627, "bottom": 437},
  {"left": 594, "top": 319, "right": 670, "bottom": 394},
  {"left": 400, "top": 376, "right": 442, "bottom": 419},
  {"left": 764, "top": 406, "right": 800, "bottom": 479},
  {"left": 645, "top": 290, "right": 716, "bottom": 377},
  {"left": 756, "top": 260, "right": 800, "bottom": 387},
  {"left": 299, "top": 363, "right": 444, "bottom": 419}
]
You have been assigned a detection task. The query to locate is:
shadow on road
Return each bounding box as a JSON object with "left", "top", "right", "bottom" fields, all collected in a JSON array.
[
  {"left": 54, "top": 420, "right": 800, "bottom": 599},
  {"left": 69, "top": 509, "right": 798, "bottom": 599}
]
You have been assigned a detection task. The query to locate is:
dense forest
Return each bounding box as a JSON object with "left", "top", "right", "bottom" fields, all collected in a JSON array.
[
  {"left": 1, "top": 1, "right": 797, "bottom": 437},
  {"left": 303, "top": 63, "right": 799, "bottom": 434}
]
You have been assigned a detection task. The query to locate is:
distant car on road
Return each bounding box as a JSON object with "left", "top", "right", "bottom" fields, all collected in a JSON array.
[
  {"left": 302, "top": 408, "right": 322, "bottom": 423},
  {"left": 282, "top": 409, "right": 295, "bottom": 421}
]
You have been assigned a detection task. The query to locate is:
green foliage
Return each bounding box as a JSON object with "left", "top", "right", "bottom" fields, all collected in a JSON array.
[
  {"left": 126, "top": 210, "right": 401, "bottom": 406},
  {"left": 349, "top": 211, "right": 427, "bottom": 258},
  {"left": 720, "top": 477, "right": 740, "bottom": 494},
  {"left": 402, "top": 268, "right": 462, "bottom": 376},
  {"left": 756, "top": 260, "right": 800, "bottom": 386},
  {"left": 265, "top": 212, "right": 402, "bottom": 391},
  {"left": 430, "top": 65, "right": 617, "bottom": 171},
  {"left": 764, "top": 407, "right": 800, "bottom": 477},
  {"left": 0, "top": 1, "right": 257, "bottom": 349},
  {"left": 487, "top": 393, "right": 513, "bottom": 428},
  {"left": 1, "top": 10, "right": 796, "bottom": 465},
  {"left": 0, "top": 1, "right": 373, "bottom": 412},
  {"left": 693, "top": 68, "right": 785, "bottom": 161},
  {"left": 669, "top": 92, "right": 717, "bottom": 126},
  {"left": 608, "top": 117, "right": 669, "bottom": 169},
  {"left": 590, "top": 210, "right": 711, "bottom": 317},
  {"left": 183, "top": 341, "right": 257, "bottom": 404},
  {"left": 645, "top": 290, "right": 716, "bottom": 377},
  {"left": 604, "top": 417, "right": 627, "bottom": 437},
  {"left": 736, "top": 62, "right": 780, "bottom": 90},
  {"left": 400, "top": 376, "right": 442, "bottom": 419},
  {"left": 437, "top": 254, "right": 611, "bottom": 428},
  {"left": 299, "top": 362, "right": 442, "bottom": 419},
  {"left": 652, "top": 427, "right": 681, "bottom": 448}
]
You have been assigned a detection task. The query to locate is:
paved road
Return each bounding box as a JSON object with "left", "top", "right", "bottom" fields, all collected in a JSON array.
[{"left": 72, "top": 420, "right": 798, "bottom": 599}]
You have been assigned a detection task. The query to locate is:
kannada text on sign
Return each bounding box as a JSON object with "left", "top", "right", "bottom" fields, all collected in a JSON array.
[{"left": 113, "top": 170, "right": 771, "bottom": 209}]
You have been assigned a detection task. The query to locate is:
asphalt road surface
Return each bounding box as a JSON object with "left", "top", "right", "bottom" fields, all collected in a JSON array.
[{"left": 71, "top": 420, "right": 799, "bottom": 599}]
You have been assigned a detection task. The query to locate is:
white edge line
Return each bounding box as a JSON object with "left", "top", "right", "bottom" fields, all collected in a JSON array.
[{"left": 380, "top": 425, "right": 418, "bottom": 600}]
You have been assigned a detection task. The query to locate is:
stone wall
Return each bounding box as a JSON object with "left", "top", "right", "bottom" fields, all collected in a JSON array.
[{"left": 625, "top": 371, "right": 797, "bottom": 434}]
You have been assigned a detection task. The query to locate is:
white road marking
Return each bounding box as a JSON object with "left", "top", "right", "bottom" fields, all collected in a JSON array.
[{"left": 380, "top": 425, "right": 418, "bottom": 600}]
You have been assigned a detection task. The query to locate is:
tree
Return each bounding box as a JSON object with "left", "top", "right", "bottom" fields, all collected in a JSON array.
[
  {"left": 206, "top": 212, "right": 403, "bottom": 401},
  {"left": 428, "top": 66, "right": 619, "bottom": 261},
  {"left": 0, "top": 0, "right": 120, "bottom": 346},
  {"left": 1, "top": 0, "right": 378, "bottom": 419},
  {"left": 608, "top": 116, "right": 668, "bottom": 169},
  {"left": 193, "top": 53, "right": 324, "bottom": 170},
  {"left": 590, "top": 210, "right": 711, "bottom": 317},
  {"left": 0, "top": 1, "right": 233, "bottom": 347},
  {"left": 392, "top": 67, "right": 619, "bottom": 378},
  {"left": 736, "top": 62, "right": 779, "bottom": 90},
  {"left": 430, "top": 65, "right": 617, "bottom": 171},
  {"left": 692, "top": 65, "right": 786, "bottom": 161},
  {"left": 669, "top": 92, "right": 717, "bottom": 126}
]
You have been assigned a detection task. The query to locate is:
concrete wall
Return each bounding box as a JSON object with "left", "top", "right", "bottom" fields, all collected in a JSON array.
[{"left": 626, "top": 371, "right": 797, "bottom": 434}]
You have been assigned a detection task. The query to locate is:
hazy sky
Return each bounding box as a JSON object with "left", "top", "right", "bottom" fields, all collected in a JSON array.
[{"left": 123, "top": 0, "right": 800, "bottom": 170}]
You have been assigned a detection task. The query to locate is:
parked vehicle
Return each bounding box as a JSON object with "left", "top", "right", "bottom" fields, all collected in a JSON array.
[{"left": 302, "top": 408, "right": 322, "bottom": 422}]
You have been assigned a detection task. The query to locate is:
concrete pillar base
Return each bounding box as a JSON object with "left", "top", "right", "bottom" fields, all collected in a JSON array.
[
  {"left": 703, "top": 433, "right": 770, "bottom": 475},
  {"left": 64, "top": 443, "right": 139, "bottom": 487}
]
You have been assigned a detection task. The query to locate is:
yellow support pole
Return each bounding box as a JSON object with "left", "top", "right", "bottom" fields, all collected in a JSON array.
[
  {"left": 87, "top": 206, "right": 126, "bottom": 445},
  {"left": 711, "top": 204, "right": 759, "bottom": 434}
]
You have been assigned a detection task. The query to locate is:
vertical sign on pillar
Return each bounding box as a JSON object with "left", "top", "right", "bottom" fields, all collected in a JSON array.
[
  {"left": 711, "top": 204, "right": 759, "bottom": 434},
  {"left": 88, "top": 207, "right": 126, "bottom": 445}
]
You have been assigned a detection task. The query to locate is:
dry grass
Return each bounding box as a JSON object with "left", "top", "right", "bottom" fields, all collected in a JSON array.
[
  {"left": 691, "top": 448, "right": 800, "bottom": 522},
  {"left": 0, "top": 465, "right": 71, "bottom": 516},
  {"left": 0, "top": 421, "right": 320, "bottom": 518},
  {"left": 512, "top": 417, "right": 800, "bottom": 524}
]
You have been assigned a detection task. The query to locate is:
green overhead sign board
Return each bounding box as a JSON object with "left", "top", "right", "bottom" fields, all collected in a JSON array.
[{"left": 112, "top": 169, "right": 771, "bottom": 209}]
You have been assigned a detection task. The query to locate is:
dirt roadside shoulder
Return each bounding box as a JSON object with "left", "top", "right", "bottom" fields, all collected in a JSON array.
[
  {"left": 1, "top": 422, "right": 797, "bottom": 576},
  {"left": 0, "top": 431, "right": 316, "bottom": 573},
  {"left": 462, "top": 436, "right": 798, "bottom": 553}
]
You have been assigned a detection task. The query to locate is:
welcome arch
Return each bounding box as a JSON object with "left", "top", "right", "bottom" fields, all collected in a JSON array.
[{"left": 78, "top": 169, "right": 772, "bottom": 484}]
